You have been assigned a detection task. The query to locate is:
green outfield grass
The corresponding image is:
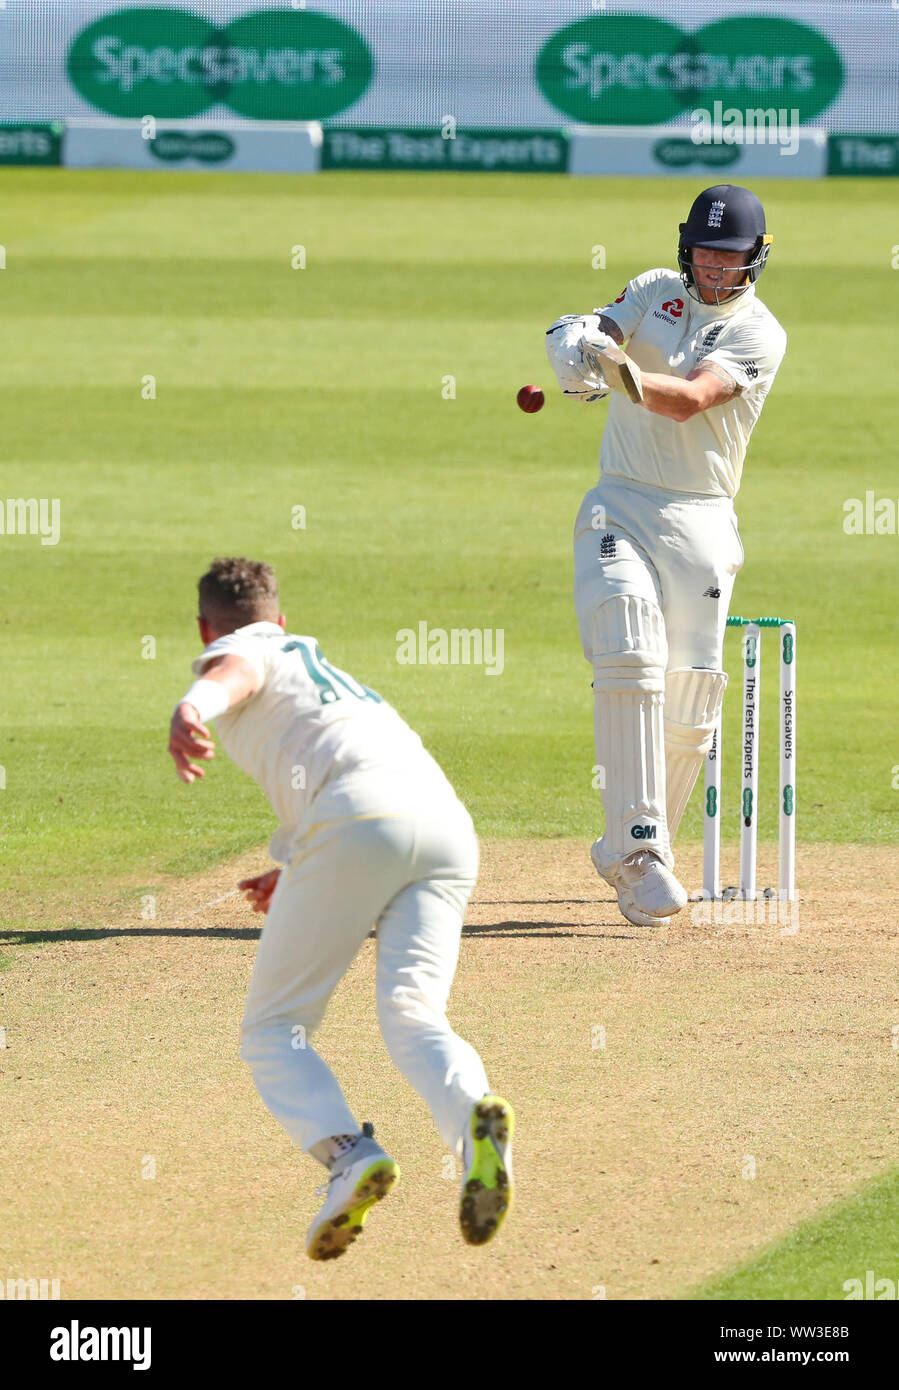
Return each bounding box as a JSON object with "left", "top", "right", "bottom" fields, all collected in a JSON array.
[
  {"left": 689, "top": 1166, "right": 899, "bottom": 1301},
  {"left": 3, "top": 170, "right": 898, "bottom": 922}
]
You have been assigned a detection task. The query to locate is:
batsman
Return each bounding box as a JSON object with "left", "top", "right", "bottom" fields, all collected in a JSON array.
[{"left": 546, "top": 185, "right": 787, "bottom": 926}]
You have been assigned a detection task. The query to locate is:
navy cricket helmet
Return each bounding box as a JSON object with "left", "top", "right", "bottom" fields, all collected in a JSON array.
[{"left": 677, "top": 184, "right": 773, "bottom": 304}]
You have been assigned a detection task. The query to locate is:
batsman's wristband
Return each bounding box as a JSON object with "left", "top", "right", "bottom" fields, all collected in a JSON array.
[{"left": 176, "top": 679, "right": 229, "bottom": 722}]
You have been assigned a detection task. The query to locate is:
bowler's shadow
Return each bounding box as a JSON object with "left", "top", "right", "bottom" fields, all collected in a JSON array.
[{"left": 2, "top": 904, "right": 628, "bottom": 947}]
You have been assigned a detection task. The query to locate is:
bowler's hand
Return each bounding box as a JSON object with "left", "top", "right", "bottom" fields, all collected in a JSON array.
[
  {"left": 239, "top": 869, "right": 281, "bottom": 914},
  {"left": 168, "top": 702, "right": 216, "bottom": 783}
]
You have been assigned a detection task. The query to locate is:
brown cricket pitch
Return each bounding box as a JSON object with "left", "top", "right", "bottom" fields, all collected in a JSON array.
[{"left": 0, "top": 840, "right": 896, "bottom": 1300}]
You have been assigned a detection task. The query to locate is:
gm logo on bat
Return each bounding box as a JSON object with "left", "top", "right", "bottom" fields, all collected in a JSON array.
[
  {"left": 67, "top": 7, "right": 374, "bottom": 119},
  {"left": 631, "top": 825, "right": 658, "bottom": 840}
]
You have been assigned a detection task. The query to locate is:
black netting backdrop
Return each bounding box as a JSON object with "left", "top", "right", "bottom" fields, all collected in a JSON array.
[{"left": 2, "top": 1, "right": 897, "bottom": 132}]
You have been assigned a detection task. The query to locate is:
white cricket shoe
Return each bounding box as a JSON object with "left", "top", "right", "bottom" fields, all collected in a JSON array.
[
  {"left": 616, "top": 884, "right": 665, "bottom": 928},
  {"left": 618, "top": 849, "right": 687, "bottom": 917},
  {"left": 305, "top": 1133, "right": 399, "bottom": 1262},
  {"left": 591, "top": 841, "right": 687, "bottom": 922}
]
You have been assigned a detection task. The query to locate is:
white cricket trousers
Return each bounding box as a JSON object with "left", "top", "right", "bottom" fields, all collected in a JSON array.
[
  {"left": 573, "top": 475, "right": 745, "bottom": 671},
  {"left": 239, "top": 773, "right": 489, "bottom": 1156},
  {"left": 572, "top": 474, "right": 745, "bottom": 869}
]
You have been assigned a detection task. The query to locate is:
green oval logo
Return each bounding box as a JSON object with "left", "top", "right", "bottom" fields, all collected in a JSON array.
[
  {"left": 220, "top": 10, "right": 373, "bottom": 120},
  {"left": 67, "top": 7, "right": 222, "bottom": 118},
  {"left": 536, "top": 13, "right": 843, "bottom": 125},
  {"left": 536, "top": 16, "right": 689, "bottom": 125},
  {"left": 149, "top": 130, "right": 235, "bottom": 162},
  {"left": 782, "top": 631, "right": 794, "bottom": 663},
  {"left": 67, "top": 6, "right": 373, "bottom": 120},
  {"left": 692, "top": 17, "right": 843, "bottom": 125},
  {"left": 654, "top": 138, "right": 739, "bottom": 167}
]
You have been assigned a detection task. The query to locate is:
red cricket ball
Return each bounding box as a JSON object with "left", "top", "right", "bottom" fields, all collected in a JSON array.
[{"left": 517, "top": 384, "right": 545, "bottom": 413}]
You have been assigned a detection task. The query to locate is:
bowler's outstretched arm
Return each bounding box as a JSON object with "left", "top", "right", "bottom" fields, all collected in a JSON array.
[{"left": 168, "top": 654, "right": 259, "bottom": 783}]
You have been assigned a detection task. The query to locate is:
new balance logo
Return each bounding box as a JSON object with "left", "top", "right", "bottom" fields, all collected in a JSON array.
[
  {"left": 703, "top": 586, "right": 721, "bottom": 598},
  {"left": 631, "top": 824, "right": 657, "bottom": 840},
  {"left": 740, "top": 360, "right": 759, "bottom": 379}
]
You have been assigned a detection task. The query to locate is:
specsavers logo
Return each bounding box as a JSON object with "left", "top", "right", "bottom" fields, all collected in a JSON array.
[
  {"left": 536, "top": 14, "right": 842, "bottom": 125},
  {"left": 653, "top": 138, "right": 739, "bottom": 168},
  {"left": 67, "top": 6, "right": 373, "bottom": 119},
  {"left": 149, "top": 130, "right": 235, "bottom": 161}
]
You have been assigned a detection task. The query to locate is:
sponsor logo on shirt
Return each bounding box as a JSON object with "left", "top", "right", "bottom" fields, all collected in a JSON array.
[
  {"left": 740, "top": 360, "right": 759, "bottom": 379},
  {"left": 652, "top": 296, "right": 684, "bottom": 325}
]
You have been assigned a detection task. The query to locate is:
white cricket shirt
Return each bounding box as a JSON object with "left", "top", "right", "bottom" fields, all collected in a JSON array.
[
  {"left": 596, "top": 267, "right": 786, "bottom": 498},
  {"left": 192, "top": 622, "right": 454, "bottom": 860}
]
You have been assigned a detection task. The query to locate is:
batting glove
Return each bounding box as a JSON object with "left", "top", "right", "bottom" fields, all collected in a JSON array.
[
  {"left": 580, "top": 329, "right": 619, "bottom": 380},
  {"left": 546, "top": 315, "right": 611, "bottom": 402}
]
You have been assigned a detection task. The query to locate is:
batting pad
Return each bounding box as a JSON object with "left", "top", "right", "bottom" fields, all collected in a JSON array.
[
  {"left": 664, "top": 667, "right": 728, "bottom": 841},
  {"left": 588, "top": 594, "right": 667, "bottom": 694},
  {"left": 589, "top": 596, "right": 672, "bottom": 871}
]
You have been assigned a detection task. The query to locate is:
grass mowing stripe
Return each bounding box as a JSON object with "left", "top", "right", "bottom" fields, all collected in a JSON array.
[
  {"left": 687, "top": 1167, "right": 899, "bottom": 1301},
  {"left": 1, "top": 170, "right": 897, "bottom": 925}
]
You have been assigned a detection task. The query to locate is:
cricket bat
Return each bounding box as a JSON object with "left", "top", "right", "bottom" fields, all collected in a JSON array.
[{"left": 596, "top": 345, "right": 644, "bottom": 404}]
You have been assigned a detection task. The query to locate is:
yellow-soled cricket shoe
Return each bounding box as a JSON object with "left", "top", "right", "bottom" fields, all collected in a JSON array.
[
  {"left": 306, "top": 1143, "right": 399, "bottom": 1262},
  {"left": 459, "top": 1095, "right": 514, "bottom": 1246}
]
